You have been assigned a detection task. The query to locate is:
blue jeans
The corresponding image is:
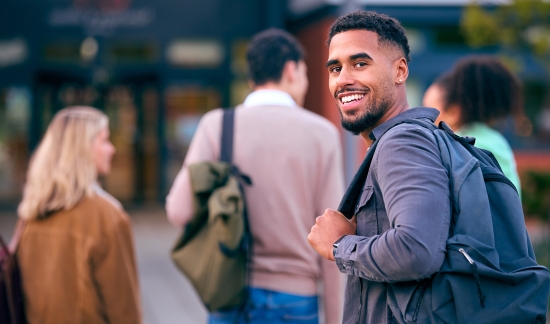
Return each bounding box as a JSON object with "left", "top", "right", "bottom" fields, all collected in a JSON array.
[{"left": 208, "top": 287, "right": 319, "bottom": 324}]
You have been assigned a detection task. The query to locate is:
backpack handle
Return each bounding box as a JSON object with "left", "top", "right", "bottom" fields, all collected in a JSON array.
[{"left": 437, "top": 121, "right": 476, "bottom": 145}]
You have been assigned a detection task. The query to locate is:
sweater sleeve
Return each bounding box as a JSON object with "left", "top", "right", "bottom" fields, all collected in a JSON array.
[
  {"left": 166, "top": 110, "right": 222, "bottom": 227},
  {"left": 93, "top": 210, "right": 142, "bottom": 324}
]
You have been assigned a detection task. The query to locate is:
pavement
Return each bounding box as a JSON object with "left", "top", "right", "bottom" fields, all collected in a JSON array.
[
  {"left": 0, "top": 206, "right": 208, "bottom": 324},
  {"left": 2, "top": 206, "right": 548, "bottom": 324}
]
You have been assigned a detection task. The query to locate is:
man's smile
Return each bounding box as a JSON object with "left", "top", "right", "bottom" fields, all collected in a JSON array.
[
  {"left": 341, "top": 93, "right": 365, "bottom": 104},
  {"left": 336, "top": 90, "right": 369, "bottom": 112}
]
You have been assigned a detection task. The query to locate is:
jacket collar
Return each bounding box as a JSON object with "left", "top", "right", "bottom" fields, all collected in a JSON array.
[{"left": 369, "top": 107, "right": 440, "bottom": 141}]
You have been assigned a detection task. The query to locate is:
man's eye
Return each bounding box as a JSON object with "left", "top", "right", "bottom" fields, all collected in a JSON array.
[
  {"left": 330, "top": 67, "right": 341, "bottom": 73},
  {"left": 355, "top": 62, "right": 367, "bottom": 68}
]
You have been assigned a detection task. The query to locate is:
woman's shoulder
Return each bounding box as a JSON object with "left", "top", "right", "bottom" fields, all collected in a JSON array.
[
  {"left": 76, "top": 194, "right": 131, "bottom": 227},
  {"left": 459, "top": 123, "right": 513, "bottom": 154}
]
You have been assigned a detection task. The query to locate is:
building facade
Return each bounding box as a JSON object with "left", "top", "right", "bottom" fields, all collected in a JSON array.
[{"left": 0, "top": 0, "right": 548, "bottom": 207}]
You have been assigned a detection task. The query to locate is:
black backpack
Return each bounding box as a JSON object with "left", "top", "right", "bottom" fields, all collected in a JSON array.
[{"left": 344, "top": 118, "right": 550, "bottom": 323}]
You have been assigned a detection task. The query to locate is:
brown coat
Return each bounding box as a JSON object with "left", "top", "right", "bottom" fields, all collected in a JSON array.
[{"left": 17, "top": 195, "right": 142, "bottom": 324}]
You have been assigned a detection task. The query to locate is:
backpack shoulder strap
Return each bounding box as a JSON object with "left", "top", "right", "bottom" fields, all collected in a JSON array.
[
  {"left": 218, "top": 108, "right": 254, "bottom": 317},
  {"left": 409, "top": 120, "right": 505, "bottom": 175},
  {"left": 220, "top": 108, "right": 235, "bottom": 164},
  {"left": 338, "top": 140, "right": 379, "bottom": 218}
]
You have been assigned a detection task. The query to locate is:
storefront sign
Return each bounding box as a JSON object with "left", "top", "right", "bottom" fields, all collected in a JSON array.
[
  {"left": 0, "top": 39, "right": 27, "bottom": 67},
  {"left": 47, "top": 0, "right": 155, "bottom": 35}
]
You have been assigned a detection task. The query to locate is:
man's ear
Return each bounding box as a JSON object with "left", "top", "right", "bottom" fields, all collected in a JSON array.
[
  {"left": 395, "top": 57, "right": 409, "bottom": 84},
  {"left": 282, "top": 60, "right": 297, "bottom": 83},
  {"left": 444, "top": 103, "right": 463, "bottom": 130}
]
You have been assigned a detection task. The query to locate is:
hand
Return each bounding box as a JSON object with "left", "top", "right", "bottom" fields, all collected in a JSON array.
[{"left": 308, "top": 209, "right": 357, "bottom": 261}]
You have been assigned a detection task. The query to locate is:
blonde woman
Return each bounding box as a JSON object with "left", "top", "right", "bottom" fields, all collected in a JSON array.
[{"left": 16, "top": 106, "right": 142, "bottom": 324}]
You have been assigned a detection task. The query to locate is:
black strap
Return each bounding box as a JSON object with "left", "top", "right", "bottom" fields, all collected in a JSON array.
[
  {"left": 220, "top": 109, "right": 235, "bottom": 163},
  {"left": 220, "top": 108, "right": 253, "bottom": 322},
  {"left": 338, "top": 140, "right": 379, "bottom": 218}
]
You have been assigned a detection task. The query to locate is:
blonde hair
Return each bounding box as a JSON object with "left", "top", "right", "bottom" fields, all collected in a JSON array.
[{"left": 18, "top": 106, "right": 109, "bottom": 220}]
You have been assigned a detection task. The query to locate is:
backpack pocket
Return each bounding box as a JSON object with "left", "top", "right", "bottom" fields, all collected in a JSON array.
[
  {"left": 431, "top": 243, "right": 549, "bottom": 324},
  {"left": 387, "top": 278, "right": 431, "bottom": 323}
]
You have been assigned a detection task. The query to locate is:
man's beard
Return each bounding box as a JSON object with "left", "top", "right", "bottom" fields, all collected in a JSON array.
[{"left": 340, "top": 95, "right": 391, "bottom": 135}]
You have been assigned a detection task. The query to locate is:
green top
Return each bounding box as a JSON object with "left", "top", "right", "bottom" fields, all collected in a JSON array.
[{"left": 456, "top": 122, "right": 521, "bottom": 197}]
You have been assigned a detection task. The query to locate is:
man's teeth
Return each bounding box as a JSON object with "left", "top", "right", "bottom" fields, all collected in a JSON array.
[{"left": 341, "top": 94, "right": 364, "bottom": 103}]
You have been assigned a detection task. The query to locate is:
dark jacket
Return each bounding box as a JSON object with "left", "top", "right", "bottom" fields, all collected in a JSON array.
[{"left": 335, "top": 108, "right": 451, "bottom": 323}]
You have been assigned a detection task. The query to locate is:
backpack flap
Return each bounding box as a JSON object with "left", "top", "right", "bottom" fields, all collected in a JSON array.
[{"left": 207, "top": 174, "right": 245, "bottom": 252}]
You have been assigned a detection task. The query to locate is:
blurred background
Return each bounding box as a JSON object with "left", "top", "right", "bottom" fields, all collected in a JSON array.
[
  {"left": 0, "top": 0, "right": 549, "bottom": 207},
  {"left": 0, "top": 0, "right": 549, "bottom": 322}
]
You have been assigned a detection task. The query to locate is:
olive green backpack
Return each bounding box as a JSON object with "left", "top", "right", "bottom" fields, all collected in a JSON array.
[{"left": 171, "top": 108, "right": 252, "bottom": 312}]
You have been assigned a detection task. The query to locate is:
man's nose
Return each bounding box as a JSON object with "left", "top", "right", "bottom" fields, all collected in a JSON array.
[{"left": 336, "top": 66, "right": 354, "bottom": 88}]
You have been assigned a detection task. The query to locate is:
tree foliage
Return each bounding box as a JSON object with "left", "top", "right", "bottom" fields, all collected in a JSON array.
[
  {"left": 523, "top": 171, "right": 550, "bottom": 221},
  {"left": 461, "top": 0, "right": 550, "bottom": 73}
]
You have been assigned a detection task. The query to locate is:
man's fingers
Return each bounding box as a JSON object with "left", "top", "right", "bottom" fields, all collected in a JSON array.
[{"left": 325, "top": 208, "right": 347, "bottom": 219}]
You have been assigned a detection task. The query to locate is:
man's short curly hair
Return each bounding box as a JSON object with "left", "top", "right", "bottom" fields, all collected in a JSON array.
[
  {"left": 327, "top": 10, "right": 411, "bottom": 62},
  {"left": 246, "top": 28, "right": 304, "bottom": 86}
]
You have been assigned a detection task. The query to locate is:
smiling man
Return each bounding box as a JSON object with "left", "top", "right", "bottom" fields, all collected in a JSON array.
[{"left": 308, "top": 11, "right": 451, "bottom": 324}]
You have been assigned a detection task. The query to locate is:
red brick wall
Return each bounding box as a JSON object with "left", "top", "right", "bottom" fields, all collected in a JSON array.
[
  {"left": 516, "top": 152, "right": 550, "bottom": 175},
  {"left": 296, "top": 18, "right": 368, "bottom": 170},
  {"left": 296, "top": 18, "right": 339, "bottom": 127}
]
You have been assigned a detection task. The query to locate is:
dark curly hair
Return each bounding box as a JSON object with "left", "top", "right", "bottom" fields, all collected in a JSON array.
[
  {"left": 327, "top": 10, "right": 411, "bottom": 62},
  {"left": 435, "top": 56, "right": 522, "bottom": 125},
  {"left": 246, "top": 28, "right": 304, "bottom": 86}
]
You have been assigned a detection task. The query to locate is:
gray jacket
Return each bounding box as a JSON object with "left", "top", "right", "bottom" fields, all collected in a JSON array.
[{"left": 335, "top": 108, "right": 451, "bottom": 324}]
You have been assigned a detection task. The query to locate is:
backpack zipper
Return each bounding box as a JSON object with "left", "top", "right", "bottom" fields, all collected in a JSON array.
[
  {"left": 482, "top": 173, "right": 517, "bottom": 193},
  {"left": 458, "top": 248, "right": 474, "bottom": 264},
  {"left": 458, "top": 248, "right": 486, "bottom": 308}
]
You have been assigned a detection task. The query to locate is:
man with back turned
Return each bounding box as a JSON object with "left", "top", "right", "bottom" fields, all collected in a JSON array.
[{"left": 167, "top": 28, "right": 345, "bottom": 324}]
